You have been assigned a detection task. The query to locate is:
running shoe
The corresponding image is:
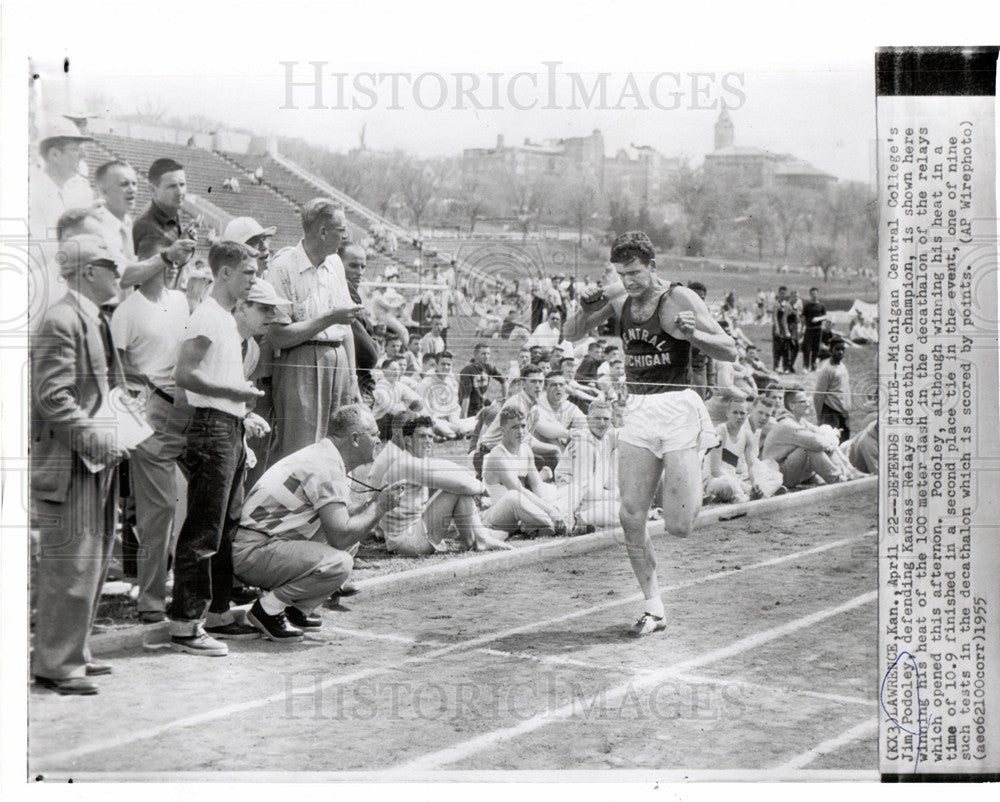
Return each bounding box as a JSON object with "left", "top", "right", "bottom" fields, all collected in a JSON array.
[{"left": 628, "top": 612, "right": 667, "bottom": 637}]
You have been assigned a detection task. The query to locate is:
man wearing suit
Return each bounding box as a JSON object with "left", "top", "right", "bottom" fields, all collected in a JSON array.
[{"left": 31, "top": 235, "right": 128, "bottom": 695}]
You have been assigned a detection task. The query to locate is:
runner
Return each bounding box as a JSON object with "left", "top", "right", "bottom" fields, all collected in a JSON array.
[{"left": 564, "top": 231, "right": 737, "bottom": 636}]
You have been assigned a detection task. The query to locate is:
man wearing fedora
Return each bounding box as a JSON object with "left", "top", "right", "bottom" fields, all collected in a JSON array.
[{"left": 31, "top": 235, "right": 129, "bottom": 695}]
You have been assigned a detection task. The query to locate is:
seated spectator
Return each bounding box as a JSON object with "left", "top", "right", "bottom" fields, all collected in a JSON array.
[
  {"left": 181, "top": 260, "right": 214, "bottom": 313},
  {"left": 418, "top": 315, "right": 446, "bottom": 357},
  {"left": 418, "top": 351, "right": 477, "bottom": 438},
  {"left": 849, "top": 311, "right": 877, "bottom": 344},
  {"left": 743, "top": 344, "right": 779, "bottom": 390},
  {"left": 840, "top": 416, "right": 878, "bottom": 474},
  {"left": 704, "top": 352, "right": 758, "bottom": 424},
  {"left": 554, "top": 401, "right": 619, "bottom": 528},
  {"left": 372, "top": 358, "right": 422, "bottom": 436},
  {"left": 761, "top": 388, "right": 853, "bottom": 489},
  {"left": 704, "top": 398, "right": 784, "bottom": 503},
  {"left": 534, "top": 372, "right": 587, "bottom": 468},
  {"left": 747, "top": 394, "right": 780, "bottom": 457},
  {"left": 368, "top": 414, "right": 511, "bottom": 555},
  {"left": 472, "top": 364, "right": 561, "bottom": 478},
  {"left": 595, "top": 345, "right": 622, "bottom": 381},
  {"left": 376, "top": 332, "right": 404, "bottom": 369},
  {"left": 233, "top": 406, "right": 402, "bottom": 640},
  {"left": 458, "top": 343, "right": 506, "bottom": 420},
  {"left": 481, "top": 406, "right": 572, "bottom": 537},
  {"left": 596, "top": 355, "right": 629, "bottom": 426},
  {"left": 507, "top": 346, "right": 533, "bottom": 386},
  {"left": 560, "top": 356, "right": 601, "bottom": 412},
  {"left": 574, "top": 339, "right": 606, "bottom": 388},
  {"left": 499, "top": 308, "right": 528, "bottom": 340},
  {"left": 528, "top": 309, "right": 564, "bottom": 355}
]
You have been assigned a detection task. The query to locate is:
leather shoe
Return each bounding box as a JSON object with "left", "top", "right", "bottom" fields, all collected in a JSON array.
[
  {"left": 34, "top": 676, "right": 99, "bottom": 696},
  {"left": 333, "top": 581, "right": 359, "bottom": 598},
  {"left": 138, "top": 610, "right": 167, "bottom": 624},
  {"left": 285, "top": 606, "right": 322, "bottom": 629},
  {"left": 85, "top": 662, "right": 113, "bottom": 676}
]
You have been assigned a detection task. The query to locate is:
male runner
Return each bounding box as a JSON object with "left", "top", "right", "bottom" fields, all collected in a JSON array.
[{"left": 564, "top": 231, "right": 737, "bottom": 636}]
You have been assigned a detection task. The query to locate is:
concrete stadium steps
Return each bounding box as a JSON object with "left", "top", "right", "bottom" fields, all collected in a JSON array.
[
  {"left": 93, "top": 134, "right": 302, "bottom": 250},
  {"left": 219, "top": 151, "right": 429, "bottom": 281}
]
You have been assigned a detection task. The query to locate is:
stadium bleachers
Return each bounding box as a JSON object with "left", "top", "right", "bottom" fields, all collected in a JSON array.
[{"left": 93, "top": 133, "right": 303, "bottom": 251}]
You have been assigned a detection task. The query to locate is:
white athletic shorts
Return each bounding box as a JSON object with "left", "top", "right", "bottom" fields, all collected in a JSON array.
[{"left": 618, "top": 388, "right": 719, "bottom": 459}]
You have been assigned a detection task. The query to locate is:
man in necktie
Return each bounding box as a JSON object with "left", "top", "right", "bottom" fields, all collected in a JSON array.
[{"left": 31, "top": 235, "right": 129, "bottom": 695}]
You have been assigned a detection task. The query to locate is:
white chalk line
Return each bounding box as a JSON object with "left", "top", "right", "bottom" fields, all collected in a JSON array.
[
  {"left": 670, "top": 672, "right": 872, "bottom": 708},
  {"left": 33, "top": 532, "right": 872, "bottom": 768},
  {"left": 772, "top": 717, "right": 878, "bottom": 771},
  {"left": 392, "top": 590, "right": 878, "bottom": 771}
]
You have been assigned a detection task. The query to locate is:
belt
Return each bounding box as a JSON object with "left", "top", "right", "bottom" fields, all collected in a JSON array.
[
  {"left": 191, "top": 407, "right": 245, "bottom": 424},
  {"left": 300, "top": 339, "right": 344, "bottom": 348},
  {"left": 152, "top": 386, "right": 175, "bottom": 405}
]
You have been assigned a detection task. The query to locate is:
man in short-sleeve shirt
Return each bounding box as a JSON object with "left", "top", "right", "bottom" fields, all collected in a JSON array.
[{"left": 233, "top": 405, "right": 399, "bottom": 639}]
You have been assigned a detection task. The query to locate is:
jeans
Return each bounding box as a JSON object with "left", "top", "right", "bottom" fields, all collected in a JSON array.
[{"left": 168, "top": 408, "right": 245, "bottom": 627}]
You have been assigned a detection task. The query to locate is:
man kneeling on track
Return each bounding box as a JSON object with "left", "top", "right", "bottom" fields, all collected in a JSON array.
[
  {"left": 232, "top": 405, "right": 402, "bottom": 641},
  {"left": 368, "top": 412, "right": 512, "bottom": 556}
]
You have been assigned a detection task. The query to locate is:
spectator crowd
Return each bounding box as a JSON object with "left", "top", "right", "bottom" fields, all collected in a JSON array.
[{"left": 27, "top": 118, "right": 877, "bottom": 695}]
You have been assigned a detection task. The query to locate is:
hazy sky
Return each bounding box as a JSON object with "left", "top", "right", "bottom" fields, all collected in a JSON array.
[{"left": 16, "top": 2, "right": 903, "bottom": 183}]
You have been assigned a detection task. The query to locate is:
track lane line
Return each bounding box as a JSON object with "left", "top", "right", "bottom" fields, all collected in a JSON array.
[
  {"left": 33, "top": 532, "right": 872, "bottom": 768},
  {"left": 392, "top": 590, "right": 878, "bottom": 772},
  {"left": 771, "top": 717, "right": 878, "bottom": 771}
]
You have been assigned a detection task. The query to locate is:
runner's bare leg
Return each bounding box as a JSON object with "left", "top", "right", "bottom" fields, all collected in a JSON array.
[{"left": 617, "top": 441, "right": 664, "bottom": 602}]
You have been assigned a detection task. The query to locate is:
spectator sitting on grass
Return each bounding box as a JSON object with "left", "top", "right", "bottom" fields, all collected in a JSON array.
[
  {"left": 417, "top": 351, "right": 477, "bottom": 439},
  {"left": 704, "top": 349, "right": 758, "bottom": 425},
  {"left": 761, "top": 388, "right": 855, "bottom": 489},
  {"left": 372, "top": 358, "right": 422, "bottom": 437},
  {"left": 481, "top": 406, "right": 572, "bottom": 538},
  {"left": 368, "top": 413, "right": 511, "bottom": 556},
  {"left": 554, "top": 401, "right": 620, "bottom": 529},
  {"left": 704, "top": 398, "right": 784, "bottom": 504},
  {"left": 747, "top": 393, "right": 780, "bottom": 457},
  {"left": 560, "top": 356, "right": 602, "bottom": 412},
  {"left": 840, "top": 415, "right": 878, "bottom": 474}
]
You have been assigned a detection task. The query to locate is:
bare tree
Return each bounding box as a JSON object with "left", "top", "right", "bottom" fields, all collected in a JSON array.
[
  {"left": 563, "top": 174, "right": 601, "bottom": 245},
  {"left": 454, "top": 167, "right": 500, "bottom": 233},
  {"left": 399, "top": 158, "right": 446, "bottom": 234},
  {"left": 768, "top": 188, "right": 810, "bottom": 257},
  {"left": 504, "top": 169, "right": 553, "bottom": 241},
  {"left": 737, "top": 189, "right": 774, "bottom": 261}
]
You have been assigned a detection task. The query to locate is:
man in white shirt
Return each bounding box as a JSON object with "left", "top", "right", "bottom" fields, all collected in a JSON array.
[
  {"left": 234, "top": 406, "right": 401, "bottom": 640},
  {"left": 268, "top": 199, "right": 364, "bottom": 464},
  {"left": 528, "top": 309, "right": 564, "bottom": 355},
  {"left": 29, "top": 120, "right": 96, "bottom": 312},
  {"left": 481, "top": 406, "right": 571, "bottom": 537},
  {"left": 417, "top": 351, "right": 477, "bottom": 438},
  {"left": 110, "top": 244, "right": 190, "bottom": 623},
  {"left": 555, "top": 401, "right": 620, "bottom": 528},
  {"left": 368, "top": 414, "right": 510, "bottom": 556},
  {"left": 94, "top": 160, "right": 138, "bottom": 263},
  {"left": 417, "top": 315, "right": 446, "bottom": 358},
  {"left": 168, "top": 242, "right": 263, "bottom": 656}
]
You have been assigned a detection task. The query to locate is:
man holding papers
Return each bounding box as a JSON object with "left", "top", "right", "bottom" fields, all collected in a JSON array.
[{"left": 31, "top": 235, "right": 131, "bottom": 695}]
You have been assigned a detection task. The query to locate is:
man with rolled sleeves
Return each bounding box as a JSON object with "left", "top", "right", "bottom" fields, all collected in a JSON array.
[
  {"left": 267, "top": 199, "right": 364, "bottom": 464},
  {"left": 31, "top": 235, "right": 129, "bottom": 695}
]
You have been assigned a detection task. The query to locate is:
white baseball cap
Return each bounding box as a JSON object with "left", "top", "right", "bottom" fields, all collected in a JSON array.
[
  {"left": 223, "top": 216, "right": 277, "bottom": 244},
  {"left": 38, "top": 117, "right": 94, "bottom": 146}
]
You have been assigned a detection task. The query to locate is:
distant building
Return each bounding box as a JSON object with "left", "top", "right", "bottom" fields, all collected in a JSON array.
[
  {"left": 462, "top": 129, "right": 677, "bottom": 208},
  {"left": 704, "top": 110, "right": 836, "bottom": 193}
]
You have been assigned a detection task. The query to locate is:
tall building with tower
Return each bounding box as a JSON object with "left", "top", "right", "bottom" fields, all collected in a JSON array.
[{"left": 704, "top": 109, "right": 837, "bottom": 193}]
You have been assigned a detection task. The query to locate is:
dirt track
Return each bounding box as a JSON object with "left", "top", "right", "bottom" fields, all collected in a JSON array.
[{"left": 30, "top": 486, "right": 877, "bottom": 778}]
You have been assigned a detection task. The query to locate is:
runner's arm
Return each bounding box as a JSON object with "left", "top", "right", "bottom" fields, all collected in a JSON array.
[{"left": 664, "top": 287, "right": 738, "bottom": 363}]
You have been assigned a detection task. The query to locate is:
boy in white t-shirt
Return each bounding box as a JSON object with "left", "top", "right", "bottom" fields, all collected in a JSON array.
[{"left": 168, "top": 241, "right": 264, "bottom": 657}]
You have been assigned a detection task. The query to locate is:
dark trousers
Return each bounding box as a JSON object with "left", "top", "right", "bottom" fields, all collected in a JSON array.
[
  {"left": 819, "top": 403, "right": 851, "bottom": 443},
  {"left": 784, "top": 337, "right": 800, "bottom": 372},
  {"left": 771, "top": 336, "right": 788, "bottom": 371},
  {"left": 802, "top": 329, "right": 822, "bottom": 371},
  {"left": 169, "top": 408, "right": 245, "bottom": 625}
]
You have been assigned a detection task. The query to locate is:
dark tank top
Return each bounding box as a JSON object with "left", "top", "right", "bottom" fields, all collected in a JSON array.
[{"left": 619, "top": 288, "right": 691, "bottom": 395}]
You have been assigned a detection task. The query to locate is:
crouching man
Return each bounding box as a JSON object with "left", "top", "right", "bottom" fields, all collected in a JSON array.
[{"left": 232, "top": 405, "right": 401, "bottom": 641}]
